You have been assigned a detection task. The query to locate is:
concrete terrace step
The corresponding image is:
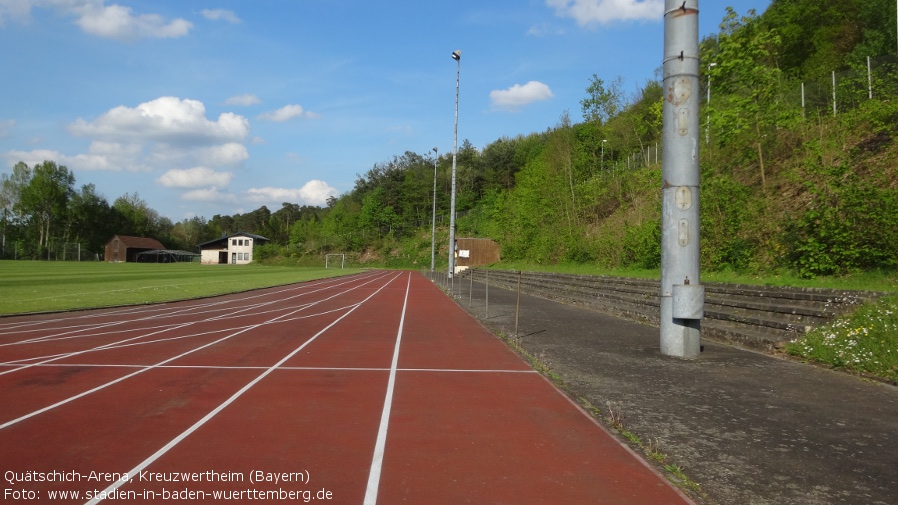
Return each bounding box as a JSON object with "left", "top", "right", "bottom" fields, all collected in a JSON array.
[{"left": 459, "top": 269, "right": 881, "bottom": 352}]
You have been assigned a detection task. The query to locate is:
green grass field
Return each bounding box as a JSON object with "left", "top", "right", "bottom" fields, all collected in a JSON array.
[{"left": 0, "top": 261, "right": 361, "bottom": 315}]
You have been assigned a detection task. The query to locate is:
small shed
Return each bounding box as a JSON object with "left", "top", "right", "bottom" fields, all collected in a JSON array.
[
  {"left": 105, "top": 235, "right": 166, "bottom": 263},
  {"left": 454, "top": 238, "right": 501, "bottom": 273},
  {"left": 135, "top": 249, "right": 200, "bottom": 263},
  {"left": 197, "top": 232, "right": 270, "bottom": 265}
]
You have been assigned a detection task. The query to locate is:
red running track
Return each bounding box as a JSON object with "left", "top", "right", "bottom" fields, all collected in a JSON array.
[{"left": 0, "top": 270, "right": 695, "bottom": 504}]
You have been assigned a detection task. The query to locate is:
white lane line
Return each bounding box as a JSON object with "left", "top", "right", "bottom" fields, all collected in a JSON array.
[
  {"left": 0, "top": 272, "right": 394, "bottom": 429},
  {"left": 0, "top": 271, "right": 379, "bottom": 345},
  {"left": 363, "top": 272, "right": 412, "bottom": 505},
  {"left": 0, "top": 362, "right": 537, "bottom": 373},
  {"left": 0, "top": 273, "right": 391, "bottom": 374},
  {"left": 1, "top": 323, "right": 257, "bottom": 430},
  {"left": 85, "top": 272, "right": 402, "bottom": 505}
]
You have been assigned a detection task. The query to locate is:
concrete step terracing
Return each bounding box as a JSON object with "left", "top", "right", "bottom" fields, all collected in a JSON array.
[{"left": 456, "top": 269, "right": 881, "bottom": 352}]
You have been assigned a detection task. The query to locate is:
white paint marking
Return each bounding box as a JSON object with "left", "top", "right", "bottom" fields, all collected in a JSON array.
[
  {"left": 84, "top": 272, "right": 401, "bottom": 504},
  {"left": 0, "top": 273, "right": 390, "bottom": 373},
  {"left": 0, "top": 362, "right": 536, "bottom": 373},
  {"left": 363, "top": 272, "right": 412, "bottom": 505},
  {"left": 0, "top": 272, "right": 394, "bottom": 429}
]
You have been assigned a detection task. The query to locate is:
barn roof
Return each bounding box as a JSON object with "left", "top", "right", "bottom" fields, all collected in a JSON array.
[{"left": 107, "top": 235, "right": 166, "bottom": 249}]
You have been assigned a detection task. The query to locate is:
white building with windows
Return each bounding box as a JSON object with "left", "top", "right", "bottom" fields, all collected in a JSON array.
[{"left": 197, "top": 232, "right": 270, "bottom": 265}]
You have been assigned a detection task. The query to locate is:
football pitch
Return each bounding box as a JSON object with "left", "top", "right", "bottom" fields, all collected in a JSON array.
[{"left": 0, "top": 261, "right": 360, "bottom": 315}]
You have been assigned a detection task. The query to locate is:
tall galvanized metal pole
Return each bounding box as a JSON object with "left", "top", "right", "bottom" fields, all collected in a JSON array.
[
  {"left": 448, "top": 50, "right": 461, "bottom": 279},
  {"left": 661, "top": 0, "right": 703, "bottom": 359},
  {"left": 431, "top": 147, "right": 438, "bottom": 273}
]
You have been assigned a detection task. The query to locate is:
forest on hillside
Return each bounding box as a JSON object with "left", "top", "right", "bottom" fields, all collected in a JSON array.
[{"left": 2, "top": 0, "right": 898, "bottom": 277}]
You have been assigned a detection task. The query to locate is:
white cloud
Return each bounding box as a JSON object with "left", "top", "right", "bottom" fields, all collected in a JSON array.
[
  {"left": 3, "top": 149, "right": 64, "bottom": 169},
  {"left": 247, "top": 180, "right": 338, "bottom": 206},
  {"left": 201, "top": 9, "right": 240, "bottom": 24},
  {"left": 182, "top": 187, "right": 236, "bottom": 203},
  {"left": 225, "top": 94, "right": 261, "bottom": 106},
  {"left": 69, "top": 96, "right": 249, "bottom": 145},
  {"left": 0, "top": 1, "right": 33, "bottom": 24},
  {"left": 178, "top": 180, "right": 338, "bottom": 208},
  {"left": 54, "top": 96, "right": 249, "bottom": 173},
  {"left": 546, "top": 0, "right": 663, "bottom": 26},
  {"left": 490, "top": 81, "right": 554, "bottom": 111},
  {"left": 76, "top": 3, "right": 192, "bottom": 40},
  {"left": 527, "top": 23, "right": 565, "bottom": 37},
  {"left": 199, "top": 143, "right": 249, "bottom": 166},
  {"left": 0, "top": 119, "right": 14, "bottom": 138},
  {"left": 0, "top": 1, "right": 193, "bottom": 40},
  {"left": 257, "top": 104, "right": 315, "bottom": 122},
  {"left": 3, "top": 147, "right": 131, "bottom": 172},
  {"left": 157, "top": 167, "right": 234, "bottom": 189}
]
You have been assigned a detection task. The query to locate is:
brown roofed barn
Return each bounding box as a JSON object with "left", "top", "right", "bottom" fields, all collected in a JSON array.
[{"left": 105, "top": 235, "right": 166, "bottom": 263}]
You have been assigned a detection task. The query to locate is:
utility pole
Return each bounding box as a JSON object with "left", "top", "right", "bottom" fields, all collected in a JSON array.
[{"left": 660, "top": 0, "right": 703, "bottom": 359}]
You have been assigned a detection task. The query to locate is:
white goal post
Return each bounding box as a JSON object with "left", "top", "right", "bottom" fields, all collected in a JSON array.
[{"left": 325, "top": 253, "right": 345, "bottom": 269}]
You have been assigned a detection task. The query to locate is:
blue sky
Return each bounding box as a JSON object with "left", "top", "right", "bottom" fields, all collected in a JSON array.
[{"left": 0, "top": 0, "right": 771, "bottom": 221}]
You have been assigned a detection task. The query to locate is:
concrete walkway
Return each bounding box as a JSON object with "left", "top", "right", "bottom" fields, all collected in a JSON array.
[{"left": 446, "top": 276, "right": 898, "bottom": 505}]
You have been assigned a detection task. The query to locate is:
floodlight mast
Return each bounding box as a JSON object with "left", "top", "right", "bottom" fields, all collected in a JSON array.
[
  {"left": 431, "top": 147, "right": 438, "bottom": 272},
  {"left": 448, "top": 50, "right": 461, "bottom": 279},
  {"left": 660, "top": 0, "right": 703, "bottom": 359}
]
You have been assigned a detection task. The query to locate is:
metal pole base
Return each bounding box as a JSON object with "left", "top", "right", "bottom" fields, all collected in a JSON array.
[{"left": 659, "top": 298, "right": 701, "bottom": 359}]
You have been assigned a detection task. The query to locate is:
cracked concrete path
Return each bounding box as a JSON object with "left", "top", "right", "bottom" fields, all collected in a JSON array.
[{"left": 446, "top": 276, "right": 898, "bottom": 505}]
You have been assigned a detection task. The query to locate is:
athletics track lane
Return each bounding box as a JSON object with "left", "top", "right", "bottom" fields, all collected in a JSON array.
[{"left": 0, "top": 270, "right": 694, "bottom": 504}]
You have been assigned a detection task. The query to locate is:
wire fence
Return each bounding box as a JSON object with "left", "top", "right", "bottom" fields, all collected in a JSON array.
[
  {"left": 1, "top": 240, "right": 101, "bottom": 261},
  {"left": 611, "top": 54, "right": 898, "bottom": 172}
]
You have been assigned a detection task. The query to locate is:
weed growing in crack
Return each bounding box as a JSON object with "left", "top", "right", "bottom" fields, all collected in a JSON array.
[
  {"left": 645, "top": 437, "right": 668, "bottom": 463},
  {"left": 604, "top": 403, "right": 704, "bottom": 496}
]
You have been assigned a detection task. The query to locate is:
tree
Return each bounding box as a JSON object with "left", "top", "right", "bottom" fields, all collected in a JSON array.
[
  {"left": 17, "top": 161, "right": 75, "bottom": 254},
  {"left": 319, "top": 195, "right": 360, "bottom": 251},
  {"left": 0, "top": 163, "right": 30, "bottom": 256},
  {"left": 359, "top": 187, "right": 398, "bottom": 236},
  {"left": 712, "top": 8, "right": 796, "bottom": 187},
  {"left": 270, "top": 202, "right": 302, "bottom": 244},
  {"left": 580, "top": 74, "right": 624, "bottom": 124},
  {"left": 209, "top": 214, "right": 235, "bottom": 237},
  {"left": 67, "top": 183, "right": 115, "bottom": 254},
  {"left": 113, "top": 192, "right": 161, "bottom": 238},
  {"left": 169, "top": 216, "right": 208, "bottom": 251},
  {"left": 481, "top": 136, "right": 521, "bottom": 191}
]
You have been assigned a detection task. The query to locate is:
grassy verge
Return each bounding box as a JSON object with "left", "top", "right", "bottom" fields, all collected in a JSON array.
[
  {"left": 0, "top": 260, "right": 361, "bottom": 315},
  {"left": 786, "top": 295, "right": 898, "bottom": 383}
]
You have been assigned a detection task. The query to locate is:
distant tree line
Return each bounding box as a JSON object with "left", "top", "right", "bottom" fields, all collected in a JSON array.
[{"left": 3, "top": 0, "right": 897, "bottom": 276}]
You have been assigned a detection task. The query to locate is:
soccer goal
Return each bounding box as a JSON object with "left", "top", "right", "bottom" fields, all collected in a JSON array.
[{"left": 325, "top": 253, "right": 345, "bottom": 269}]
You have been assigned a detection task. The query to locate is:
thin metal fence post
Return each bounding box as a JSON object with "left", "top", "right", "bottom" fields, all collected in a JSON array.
[
  {"left": 514, "top": 270, "right": 521, "bottom": 338},
  {"left": 485, "top": 269, "right": 489, "bottom": 319},
  {"left": 469, "top": 270, "right": 473, "bottom": 305}
]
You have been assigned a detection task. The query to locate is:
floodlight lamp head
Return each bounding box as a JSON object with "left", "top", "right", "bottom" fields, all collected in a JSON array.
[
  {"left": 433, "top": 147, "right": 438, "bottom": 153},
  {"left": 451, "top": 50, "right": 461, "bottom": 61}
]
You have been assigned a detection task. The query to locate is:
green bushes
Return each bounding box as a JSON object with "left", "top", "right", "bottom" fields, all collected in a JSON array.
[{"left": 784, "top": 159, "right": 898, "bottom": 277}]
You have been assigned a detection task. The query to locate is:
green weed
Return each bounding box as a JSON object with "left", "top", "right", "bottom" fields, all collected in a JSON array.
[{"left": 786, "top": 295, "right": 898, "bottom": 382}]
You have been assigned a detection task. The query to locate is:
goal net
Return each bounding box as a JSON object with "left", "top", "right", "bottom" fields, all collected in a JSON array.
[{"left": 325, "top": 253, "right": 345, "bottom": 269}]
